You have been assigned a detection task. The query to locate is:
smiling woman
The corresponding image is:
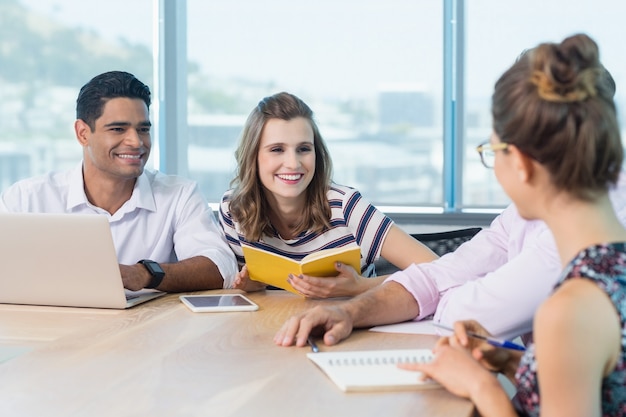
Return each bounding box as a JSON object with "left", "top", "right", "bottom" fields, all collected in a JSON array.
[
  {"left": 217, "top": 92, "right": 439, "bottom": 298},
  {"left": 255, "top": 117, "right": 317, "bottom": 218}
]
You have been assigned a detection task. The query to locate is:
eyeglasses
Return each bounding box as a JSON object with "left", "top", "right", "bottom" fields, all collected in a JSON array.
[{"left": 476, "top": 141, "right": 509, "bottom": 169}]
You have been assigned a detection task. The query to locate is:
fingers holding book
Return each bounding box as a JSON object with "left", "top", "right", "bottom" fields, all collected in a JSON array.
[
  {"left": 287, "top": 262, "right": 366, "bottom": 298},
  {"left": 233, "top": 265, "right": 267, "bottom": 292}
]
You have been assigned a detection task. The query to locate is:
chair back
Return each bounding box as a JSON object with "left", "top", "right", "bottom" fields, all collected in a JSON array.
[{"left": 373, "top": 227, "right": 482, "bottom": 276}]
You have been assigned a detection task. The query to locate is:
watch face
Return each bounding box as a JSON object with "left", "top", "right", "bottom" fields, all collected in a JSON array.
[{"left": 147, "top": 261, "right": 164, "bottom": 275}]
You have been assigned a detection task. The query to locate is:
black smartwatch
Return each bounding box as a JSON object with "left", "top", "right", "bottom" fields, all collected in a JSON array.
[{"left": 138, "top": 260, "right": 165, "bottom": 289}]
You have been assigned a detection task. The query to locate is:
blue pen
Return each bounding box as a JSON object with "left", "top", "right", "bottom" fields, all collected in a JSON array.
[
  {"left": 433, "top": 323, "right": 526, "bottom": 351},
  {"left": 307, "top": 336, "right": 319, "bottom": 353}
]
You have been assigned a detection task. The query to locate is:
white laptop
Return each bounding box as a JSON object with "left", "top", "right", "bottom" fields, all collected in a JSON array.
[{"left": 0, "top": 212, "right": 165, "bottom": 309}]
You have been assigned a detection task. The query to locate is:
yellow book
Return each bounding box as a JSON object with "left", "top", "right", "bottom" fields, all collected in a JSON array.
[{"left": 240, "top": 244, "right": 361, "bottom": 295}]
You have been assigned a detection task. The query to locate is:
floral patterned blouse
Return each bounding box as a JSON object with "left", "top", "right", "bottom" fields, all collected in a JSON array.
[{"left": 513, "top": 243, "right": 626, "bottom": 417}]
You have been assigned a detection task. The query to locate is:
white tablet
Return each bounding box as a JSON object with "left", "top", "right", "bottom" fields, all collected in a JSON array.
[{"left": 179, "top": 294, "right": 259, "bottom": 313}]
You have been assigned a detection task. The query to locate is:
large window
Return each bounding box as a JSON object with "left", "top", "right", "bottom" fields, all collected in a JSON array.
[
  {"left": 1, "top": 0, "right": 625, "bottom": 216},
  {"left": 186, "top": 0, "right": 443, "bottom": 207},
  {"left": 463, "top": 0, "right": 626, "bottom": 207},
  {"left": 0, "top": 0, "right": 153, "bottom": 191}
]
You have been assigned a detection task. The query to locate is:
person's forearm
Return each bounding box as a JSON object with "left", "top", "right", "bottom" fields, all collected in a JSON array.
[
  {"left": 471, "top": 373, "right": 518, "bottom": 417},
  {"left": 354, "top": 275, "right": 387, "bottom": 295},
  {"left": 344, "top": 281, "right": 420, "bottom": 328},
  {"left": 159, "top": 256, "right": 224, "bottom": 292}
]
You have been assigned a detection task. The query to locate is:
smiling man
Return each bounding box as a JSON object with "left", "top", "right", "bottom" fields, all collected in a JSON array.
[{"left": 0, "top": 71, "right": 237, "bottom": 292}]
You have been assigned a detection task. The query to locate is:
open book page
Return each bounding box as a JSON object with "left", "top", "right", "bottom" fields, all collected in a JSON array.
[
  {"left": 299, "top": 245, "right": 360, "bottom": 277},
  {"left": 299, "top": 245, "right": 359, "bottom": 263},
  {"left": 307, "top": 349, "right": 439, "bottom": 392},
  {"left": 241, "top": 244, "right": 361, "bottom": 294}
]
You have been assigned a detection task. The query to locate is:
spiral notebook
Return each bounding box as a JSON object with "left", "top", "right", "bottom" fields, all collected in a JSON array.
[{"left": 307, "top": 349, "right": 440, "bottom": 392}]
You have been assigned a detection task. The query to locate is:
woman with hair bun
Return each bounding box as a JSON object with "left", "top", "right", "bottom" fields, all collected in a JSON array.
[{"left": 405, "top": 33, "right": 626, "bottom": 417}]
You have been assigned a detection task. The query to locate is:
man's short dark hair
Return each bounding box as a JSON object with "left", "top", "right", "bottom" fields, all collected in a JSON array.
[{"left": 76, "top": 71, "right": 151, "bottom": 131}]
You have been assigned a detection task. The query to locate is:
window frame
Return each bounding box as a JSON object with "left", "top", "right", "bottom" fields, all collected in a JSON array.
[{"left": 154, "top": 0, "right": 500, "bottom": 226}]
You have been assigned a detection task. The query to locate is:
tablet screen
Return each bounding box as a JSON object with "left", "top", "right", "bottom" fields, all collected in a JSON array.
[{"left": 180, "top": 294, "right": 259, "bottom": 312}]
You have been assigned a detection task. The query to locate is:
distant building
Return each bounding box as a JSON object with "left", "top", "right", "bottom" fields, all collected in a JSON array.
[
  {"left": 186, "top": 115, "right": 246, "bottom": 201},
  {"left": 0, "top": 150, "right": 30, "bottom": 191},
  {"left": 378, "top": 86, "right": 434, "bottom": 128},
  {"left": 187, "top": 114, "right": 246, "bottom": 147}
]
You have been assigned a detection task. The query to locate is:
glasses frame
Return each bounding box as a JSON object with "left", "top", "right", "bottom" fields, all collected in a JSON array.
[{"left": 476, "top": 141, "right": 509, "bottom": 169}]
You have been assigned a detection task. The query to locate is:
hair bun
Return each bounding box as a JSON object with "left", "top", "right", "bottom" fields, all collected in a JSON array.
[
  {"left": 530, "top": 68, "right": 599, "bottom": 103},
  {"left": 529, "top": 34, "right": 603, "bottom": 103}
]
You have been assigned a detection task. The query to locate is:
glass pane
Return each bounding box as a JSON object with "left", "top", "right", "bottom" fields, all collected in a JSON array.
[
  {"left": 0, "top": 0, "right": 153, "bottom": 192},
  {"left": 463, "top": 0, "right": 626, "bottom": 207},
  {"left": 187, "top": 0, "right": 443, "bottom": 206}
]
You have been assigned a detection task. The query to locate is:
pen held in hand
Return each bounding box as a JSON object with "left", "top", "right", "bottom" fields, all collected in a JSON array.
[
  {"left": 307, "top": 336, "right": 319, "bottom": 353},
  {"left": 433, "top": 322, "right": 526, "bottom": 351}
]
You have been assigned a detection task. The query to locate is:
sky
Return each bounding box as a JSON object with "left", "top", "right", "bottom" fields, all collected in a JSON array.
[
  {"left": 19, "top": 0, "right": 626, "bottom": 102},
  {"left": 19, "top": 0, "right": 439, "bottom": 99}
]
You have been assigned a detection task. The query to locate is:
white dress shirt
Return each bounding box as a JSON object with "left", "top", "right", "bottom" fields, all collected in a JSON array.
[{"left": 0, "top": 163, "right": 238, "bottom": 287}]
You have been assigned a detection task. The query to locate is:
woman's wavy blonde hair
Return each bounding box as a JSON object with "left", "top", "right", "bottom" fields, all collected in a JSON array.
[
  {"left": 492, "top": 33, "right": 622, "bottom": 200},
  {"left": 228, "top": 92, "right": 333, "bottom": 242}
]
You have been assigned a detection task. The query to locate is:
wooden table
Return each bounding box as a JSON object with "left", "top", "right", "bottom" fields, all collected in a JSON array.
[{"left": 0, "top": 290, "right": 474, "bottom": 417}]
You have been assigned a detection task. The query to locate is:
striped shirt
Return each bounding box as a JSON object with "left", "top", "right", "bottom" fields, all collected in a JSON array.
[{"left": 219, "top": 184, "right": 393, "bottom": 286}]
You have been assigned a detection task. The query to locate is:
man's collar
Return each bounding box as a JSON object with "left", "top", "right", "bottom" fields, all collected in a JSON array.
[
  {"left": 66, "top": 162, "right": 156, "bottom": 213},
  {"left": 134, "top": 171, "right": 156, "bottom": 212},
  {"left": 66, "top": 163, "right": 88, "bottom": 210}
]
